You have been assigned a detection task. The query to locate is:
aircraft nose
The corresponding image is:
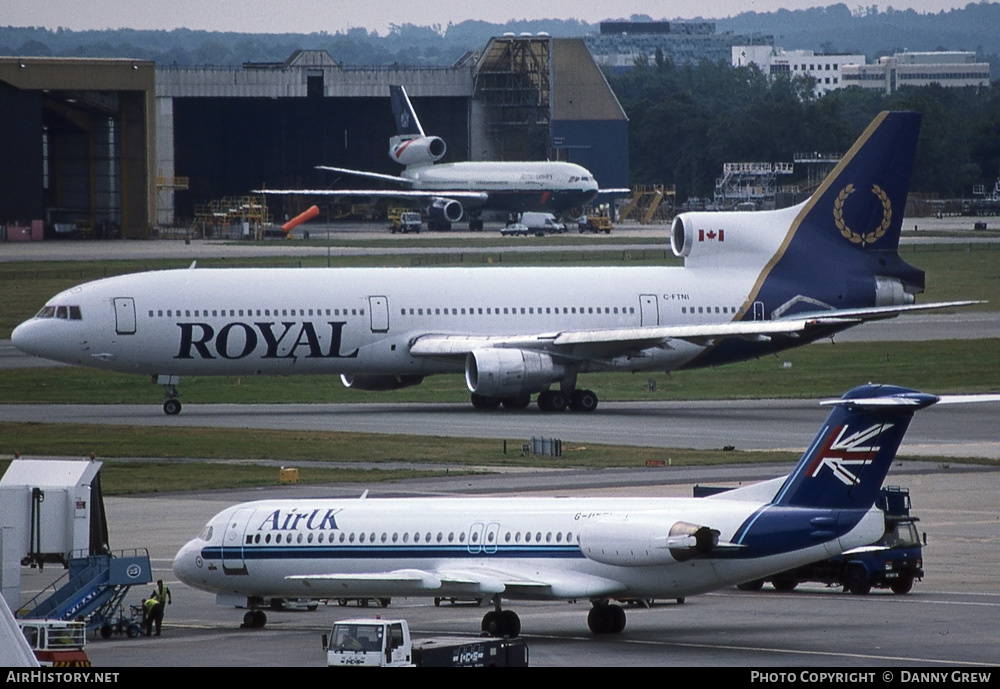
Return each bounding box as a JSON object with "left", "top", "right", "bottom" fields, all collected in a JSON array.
[
  {"left": 172, "top": 539, "right": 202, "bottom": 587},
  {"left": 11, "top": 318, "right": 44, "bottom": 357}
]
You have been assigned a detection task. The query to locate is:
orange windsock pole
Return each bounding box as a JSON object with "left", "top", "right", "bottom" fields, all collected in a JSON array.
[{"left": 282, "top": 205, "right": 320, "bottom": 233}]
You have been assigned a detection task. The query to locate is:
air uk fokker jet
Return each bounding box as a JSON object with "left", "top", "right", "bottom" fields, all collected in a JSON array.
[
  {"left": 257, "top": 85, "right": 603, "bottom": 230},
  {"left": 172, "top": 384, "right": 985, "bottom": 635},
  {"left": 11, "top": 111, "right": 978, "bottom": 414}
]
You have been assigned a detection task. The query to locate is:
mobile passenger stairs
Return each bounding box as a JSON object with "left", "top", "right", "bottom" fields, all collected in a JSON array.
[
  {"left": 18, "top": 549, "right": 151, "bottom": 637},
  {"left": 0, "top": 458, "right": 152, "bottom": 639}
]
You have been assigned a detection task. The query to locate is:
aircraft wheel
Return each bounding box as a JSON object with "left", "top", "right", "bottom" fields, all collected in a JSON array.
[
  {"left": 890, "top": 574, "right": 914, "bottom": 595},
  {"left": 569, "top": 389, "right": 598, "bottom": 412},
  {"left": 482, "top": 610, "right": 500, "bottom": 636},
  {"left": 500, "top": 610, "right": 521, "bottom": 638},
  {"left": 471, "top": 393, "right": 501, "bottom": 410},
  {"left": 501, "top": 394, "right": 531, "bottom": 409},
  {"left": 163, "top": 399, "right": 182, "bottom": 415},
  {"left": 537, "top": 390, "right": 568, "bottom": 412},
  {"left": 736, "top": 579, "right": 765, "bottom": 592},
  {"left": 772, "top": 578, "right": 798, "bottom": 592},
  {"left": 241, "top": 610, "right": 267, "bottom": 628},
  {"left": 588, "top": 603, "right": 626, "bottom": 634}
]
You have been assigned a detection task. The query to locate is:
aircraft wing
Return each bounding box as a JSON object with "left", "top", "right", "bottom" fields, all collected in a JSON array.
[
  {"left": 408, "top": 300, "right": 982, "bottom": 359},
  {"left": 255, "top": 186, "right": 490, "bottom": 204},
  {"left": 408, "top": 316, "right": 857, "bottom": 359},
  {"left": 784, "top": 300, "right": 983, "bottom": 322}
]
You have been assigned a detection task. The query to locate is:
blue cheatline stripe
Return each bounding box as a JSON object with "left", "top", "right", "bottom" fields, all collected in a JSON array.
[{"left": 204, "top": 545, "right": 584, "bottom": 561}]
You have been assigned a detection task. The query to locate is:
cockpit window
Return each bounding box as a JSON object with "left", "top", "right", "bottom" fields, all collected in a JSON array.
[
  {"left": 198, "top": 523, "right": 214, "bottom": 541},
  {"left": 35, "top": 305, "right": 82, "bottom": 320}
]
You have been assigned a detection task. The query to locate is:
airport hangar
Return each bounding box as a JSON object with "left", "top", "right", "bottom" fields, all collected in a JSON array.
[{"left": 0, "top": 36, "right": 628, "bottom": 239}]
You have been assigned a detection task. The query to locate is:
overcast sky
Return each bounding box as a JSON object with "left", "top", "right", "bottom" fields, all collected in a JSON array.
[{"left": 1, "top": 0, "right": 975, "bottom": 34}]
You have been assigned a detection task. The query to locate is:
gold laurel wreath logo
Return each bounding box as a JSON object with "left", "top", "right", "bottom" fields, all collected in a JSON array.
[{"left": 833, "top": 184, "right": 892, "bottom": 246}]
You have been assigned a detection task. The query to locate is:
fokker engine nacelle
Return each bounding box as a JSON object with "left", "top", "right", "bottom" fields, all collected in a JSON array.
[
  {"left": 465, "top": 349, "right": 564, "bottom": 398},
  {"left": 390, "top": 135, "right": 447, "bottom": 167},
  {"left": 579, "top": 518, "right": 720, "bottom": 567},
  {"left": 340, "top": 374, "right": 425, "bottom": 391}
]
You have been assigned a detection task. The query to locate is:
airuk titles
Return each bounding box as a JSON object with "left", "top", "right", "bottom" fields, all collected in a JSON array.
[
  {"left": 174, "top": 321, "right": 359, "bottom": 360},
  {"left": 258, "top": 507, "right": 343, "bottom": 532}
]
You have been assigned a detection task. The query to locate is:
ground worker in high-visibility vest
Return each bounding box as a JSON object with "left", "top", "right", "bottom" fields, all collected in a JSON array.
[{"left": 143, "top": 580, "right": 172, "bottom": 636}]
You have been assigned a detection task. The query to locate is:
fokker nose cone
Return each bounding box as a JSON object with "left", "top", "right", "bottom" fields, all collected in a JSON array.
[{"left": 10, "top": 319, "right": 40, "bottom": 356}]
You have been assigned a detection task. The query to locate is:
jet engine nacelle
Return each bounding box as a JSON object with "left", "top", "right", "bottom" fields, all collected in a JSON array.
[
  {"left": 579, "top": 518, "right": 719, "bottom": 567},
  {"left": 874, "top": 276, "right": 916, "bottom": 306},
  {"left": 670, "top": 214, "right": 697, "bottom": 258},
  {"left": 465, "top": 348, "right": 564, "bottom": 398},
  {"left": 390, "top": 135, "right": 447, "bottom": 167},
  {"left": 428, "top": 198, "right": 464, "bottom": 224},
  {"left": 340, "top": 374, "right": 425, "bottom": 391}
]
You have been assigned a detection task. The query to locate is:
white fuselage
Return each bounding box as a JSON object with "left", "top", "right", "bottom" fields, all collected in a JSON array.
[
  {"left": 172, "top": 494, "right": 885, "bottom": 601},
  {"left": 11, "top": 263, "right": 753, "bottom": 379}
]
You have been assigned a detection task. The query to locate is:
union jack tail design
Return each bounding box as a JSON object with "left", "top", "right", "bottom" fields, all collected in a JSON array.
[{"left": 772, "top": 384, "right": 938, "bottom": 510}]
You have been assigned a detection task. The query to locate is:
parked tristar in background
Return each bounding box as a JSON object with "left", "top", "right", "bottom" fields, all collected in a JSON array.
[
  {"left": 12, "top": 112, "right": 979, "bottom": 415},
  {"left": 173, "top": 385, "right": 994, "bottom": 636},
  {"left": 257, "top": 85, "right": 602, "bottom": 231}
]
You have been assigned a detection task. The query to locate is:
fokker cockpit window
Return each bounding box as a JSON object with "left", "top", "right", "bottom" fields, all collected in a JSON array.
[{"left": 36, "top": 305, "right": 82, "bottom": 320}]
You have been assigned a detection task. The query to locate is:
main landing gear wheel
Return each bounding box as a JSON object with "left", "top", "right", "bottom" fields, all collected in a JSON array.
[
  {"left": 537, "top": 389, "right": 568, "bottom": 412},
  {"left": 481, "top": 609, "right": 521, "bottom": 638},
  {"left": 569, "top": 389, "right": 599, "bottom": 412},
  {"left": 471, "top": 393, "right": 502, "bottom": 409},
  {"left": 587, "top": 602, "right": 626, "bottom": 634},
  {"left": 501, "top": 394, "right": 531, "bottom": 409},
  {"left": 242, "top": 610, "right": 267, "bottom": 628},
  {"left": 163, "top": 399, "right": 182, "bottom": 415}
]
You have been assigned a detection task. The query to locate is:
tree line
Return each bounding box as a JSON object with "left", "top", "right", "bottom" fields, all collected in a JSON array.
[{"left": 608, "top": 58, "right": 1000, "bottom": 200}]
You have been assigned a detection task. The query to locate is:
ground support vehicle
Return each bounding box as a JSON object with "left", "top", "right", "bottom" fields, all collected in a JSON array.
[
  {"left": 324, "top": 618, "right": 528, "bottom": 667},
  {"left": 388, "top": 210, "right": 421, "bottom": 234},
  {"left": 734, "top": 486, "right": 924, "bottom": 594},
  {"left": 18, "top": 620, "right": 90, "bottom": 667},
  {"left": 578, "top": 213, "right": 613, "bottom": 233},
  {"left": 520, "top": 212, "right": 566, "bottom": 235}
]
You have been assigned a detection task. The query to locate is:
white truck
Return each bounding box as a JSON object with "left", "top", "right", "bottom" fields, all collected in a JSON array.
[
  {"left": 323, "top": 618, "right": 528, "bottom": 667},
  {"left": 519, "top": 212, "right": 566, "bottom": 235}
]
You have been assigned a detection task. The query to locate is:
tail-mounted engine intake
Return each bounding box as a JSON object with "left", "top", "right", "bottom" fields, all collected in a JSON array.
[
  {"left": 390, "top": 135, "right": 447, "bottom": 167},
  {"left": 465, "top": 348, "right": 564, "bottom": 398},
  {"left": 670, "top": 215, "right": 695, "bottom": 258},
  {"left": 579, "top": 518, "right": 720, "bottom": 567},
  {"left": 340, "top": 374, "right": 425, "bottom": 391}
]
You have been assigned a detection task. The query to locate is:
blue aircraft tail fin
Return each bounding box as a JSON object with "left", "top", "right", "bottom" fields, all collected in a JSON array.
[
  {"left": 771, "top": 384, "right": 938, "bottom": 510},
  {"left": 389, "top": 85, "right": 425, "bottom": 138},
  {"left": 753, "top": 112, "right": 926, "bottom": 317}
]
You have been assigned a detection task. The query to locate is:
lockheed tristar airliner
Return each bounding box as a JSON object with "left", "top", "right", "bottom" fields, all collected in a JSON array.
[
  {"left": 11, "top": 111, "right": 978, "bottom": 414},
  {"left": 257, "top": 85, "right": 603, "bottom": 230},
  {"left": 172, "top": 384, "right": 986, "bottom": 635}
]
